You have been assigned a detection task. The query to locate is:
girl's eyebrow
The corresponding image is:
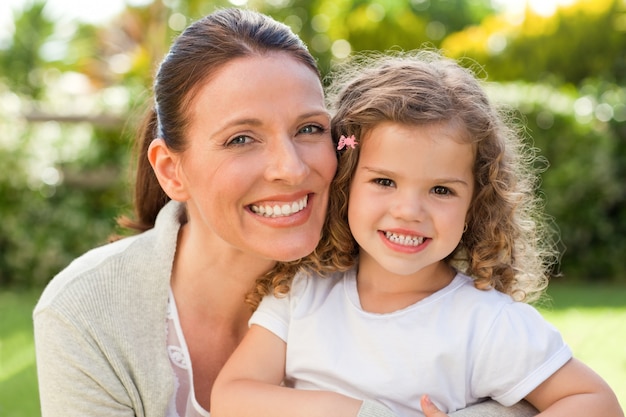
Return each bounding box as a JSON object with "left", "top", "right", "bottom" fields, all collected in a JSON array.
[
  {"left": 360, "top": 166, "right": 395, "bottom": 177},
  {"left": 361, "top": 166, "right": 471, "bottom": 188},
  {"left": 432, "top": 177, "right": 471, "bottom": 187}
]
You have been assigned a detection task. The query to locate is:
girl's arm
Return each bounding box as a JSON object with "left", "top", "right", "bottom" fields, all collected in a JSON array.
[
  {"left": 422, "top": 358, "right": 623, "bottom": 417},
  {"left": 213, "top": 329, "right": 623, "bottom": 417},
  {"left": 211, "top": 324, "right": 393, "bottom": 417},
  {"left": 525, "top": 358, "right": 623, "bottom": 416}
]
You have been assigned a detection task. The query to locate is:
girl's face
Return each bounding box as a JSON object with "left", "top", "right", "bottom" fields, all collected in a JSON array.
[
  {"left": 348, "top": 121, "right": 474, "bottom": 282},
  {"left": 171, "top": 53, "right": 337, "bottom": 262}
]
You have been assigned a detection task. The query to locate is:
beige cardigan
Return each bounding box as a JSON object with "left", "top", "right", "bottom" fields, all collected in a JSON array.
[
  {"left": 34, "top": 201, "right": 182, "bottom": 417},
  {"left": 33, "top": 200, "right": 536, "bottom": 417}
]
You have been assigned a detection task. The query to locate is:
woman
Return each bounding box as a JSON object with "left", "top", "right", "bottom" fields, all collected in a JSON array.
[
  {"left": 33, "top": 7, "right": 537, "bottom": 417},
  {"left": 34, "top": 8, "right": 336, "bottom": 416}
]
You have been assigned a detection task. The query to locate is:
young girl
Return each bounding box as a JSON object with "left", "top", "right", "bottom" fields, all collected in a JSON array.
[{"left": 211, "top": 51, "right": 623, "bottom": 417}]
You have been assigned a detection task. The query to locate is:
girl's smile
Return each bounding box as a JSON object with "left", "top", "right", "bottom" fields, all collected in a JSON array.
[{"left": 380, "top": 229, "right": 427, "bottom": 252}]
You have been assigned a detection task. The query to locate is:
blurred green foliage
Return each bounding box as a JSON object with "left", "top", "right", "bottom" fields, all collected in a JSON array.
[{"left": 0, "top": 0, "right": 625, "bottom": 288}]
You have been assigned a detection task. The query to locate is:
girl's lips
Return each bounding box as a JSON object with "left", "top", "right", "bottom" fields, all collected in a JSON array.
[
  {"left": 383, "top": 230, "right": 425, "bottom": 247},
  {"left": 379, "top": 230, "right": 429, "bottom": 253},
  {"left": 249, "top": 194, "right": 309, "bottom": 218}
]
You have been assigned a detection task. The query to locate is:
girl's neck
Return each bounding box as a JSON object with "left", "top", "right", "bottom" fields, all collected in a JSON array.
[{"left": 355, "top": 258, "right": 455, "bottom": 314}]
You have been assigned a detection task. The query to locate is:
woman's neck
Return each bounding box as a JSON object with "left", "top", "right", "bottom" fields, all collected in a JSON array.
[
  {"left": 171, "top": 222, "right": 275, "bottom": 322},
  {"left": 169, "top": 223, "right": 275, "bottom": 409}
]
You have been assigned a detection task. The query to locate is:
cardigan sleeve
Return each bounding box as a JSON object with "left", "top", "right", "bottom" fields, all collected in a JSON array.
[
  {"left": 34, "top": 307, "right": 137, "bottom": 417},
  {"left": 450, "top": 400, "right": 538, "bottom": 417}
]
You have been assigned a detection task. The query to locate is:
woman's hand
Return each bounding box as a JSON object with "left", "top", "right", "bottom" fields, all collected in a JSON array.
[
  {"left": 421, "top": 395, "right": 450, "bottom": 417},
  {"left": 423, "top": 396, "right": 540, "bottom": 417}
]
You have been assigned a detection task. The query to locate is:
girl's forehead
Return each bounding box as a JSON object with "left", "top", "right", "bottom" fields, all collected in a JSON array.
[{"left": 362, "top": 120, "right": 469, "bottom": 142}]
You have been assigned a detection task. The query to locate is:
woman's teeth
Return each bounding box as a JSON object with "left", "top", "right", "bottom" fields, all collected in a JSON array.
[
  {"left": 250, "top": 195, "right": 308, "bottom": 218},
  {"left": 384, "top": 231, "right": 424, "bottom": 246}
]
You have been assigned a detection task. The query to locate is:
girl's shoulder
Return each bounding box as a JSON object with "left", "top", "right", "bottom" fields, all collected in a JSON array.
[
  {"left": 290, "top": 268, "right": 350, "bottom": 296},
  {"left": 454, "top": 272, "right": 516, "bottom": 303}
]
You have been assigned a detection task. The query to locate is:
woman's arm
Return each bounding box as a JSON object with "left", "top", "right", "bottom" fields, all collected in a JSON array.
[
  {"left": 423, "top": 397, "right": 538, "bottom": 417},
  {"left": 450, "top": 400, "right": 538, "bottom": 417},
  {"left": 34, "top": 309, "right": 135, "bottom": 417},
  {"left": 211, "top": 324, "right": 382, "bottom": 417}
]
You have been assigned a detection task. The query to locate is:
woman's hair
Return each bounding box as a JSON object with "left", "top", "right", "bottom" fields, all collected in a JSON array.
[
  {"left": 310, "top": 50, "right": 559, "bottom": 303},
  {"left": 116, "top": 8, "right": 321, "bottom": 309}
]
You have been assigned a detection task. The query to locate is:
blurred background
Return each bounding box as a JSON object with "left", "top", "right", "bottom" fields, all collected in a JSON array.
[
  {"left": 0, "top": 0, "right": 624, "bottom": 415},
  {"left": 1, "top": 0, "right": 626, "bottom": 289}
]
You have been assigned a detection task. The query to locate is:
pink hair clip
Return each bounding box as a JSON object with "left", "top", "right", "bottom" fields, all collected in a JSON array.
[{"left": 337, "top": 135, "right": 358, "bottom": 150}]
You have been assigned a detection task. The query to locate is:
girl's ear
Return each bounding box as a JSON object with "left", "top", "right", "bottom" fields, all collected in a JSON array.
[{"left": 147, "top": 138, "right": 190, "bottom": 202}]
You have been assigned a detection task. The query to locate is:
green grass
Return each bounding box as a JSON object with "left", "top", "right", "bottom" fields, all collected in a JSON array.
[
  {"left": 0, "top": 284, "right": 624, "bottom": 416},
  {"left": 0, "top": 289, "right": 40, "bottom": 417},
  {"left": 537, "top": 282, "right": 626, "bottom": 410}
]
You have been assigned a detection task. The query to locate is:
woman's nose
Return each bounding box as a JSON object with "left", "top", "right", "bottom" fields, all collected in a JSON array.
[{"left": 264, "top": 138, "right": 310, "bottom": 185}]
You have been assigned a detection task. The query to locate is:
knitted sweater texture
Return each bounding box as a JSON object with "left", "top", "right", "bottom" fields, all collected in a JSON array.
[{"left": 34, "top": 201, "right": 183, "bottom": 417}]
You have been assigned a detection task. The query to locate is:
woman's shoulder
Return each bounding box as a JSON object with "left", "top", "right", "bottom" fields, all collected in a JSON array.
[
  {"left": 45, "top": 234, "right": 138, "bottom": 283},
  {"left": 34, "top": 233, "right": 150, "bottom": 314},
  {"left": 34, "top": 202, "right": 184, "bottom": 319}
]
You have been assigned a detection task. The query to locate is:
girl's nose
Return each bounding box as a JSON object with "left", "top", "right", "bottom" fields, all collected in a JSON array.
[
  {"left": 264, "top": 137, "right": 310, "bottom": 185},
  {"left": 389, "top": 191, "right": 424, "bottom": 222}
]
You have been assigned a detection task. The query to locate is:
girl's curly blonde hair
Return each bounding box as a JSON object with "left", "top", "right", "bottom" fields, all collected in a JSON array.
[{"left": 247, "top": 49, "right": 560, "bottom": 308}]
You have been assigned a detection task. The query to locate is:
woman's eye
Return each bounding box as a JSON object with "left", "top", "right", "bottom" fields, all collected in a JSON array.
[
  {"left": 226, "top": 135, "right": 252, "bottom": 146},
  {"left": 374, "top": 178, "right": 395, "bottom": 187},
  {"left": 298, "top": 124, "right": 324, "bottom": 135}
]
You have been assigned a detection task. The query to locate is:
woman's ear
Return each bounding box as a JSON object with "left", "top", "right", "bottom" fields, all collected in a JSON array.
[{"left": 148, "top": 138, "right": 190, "bottom": 202}]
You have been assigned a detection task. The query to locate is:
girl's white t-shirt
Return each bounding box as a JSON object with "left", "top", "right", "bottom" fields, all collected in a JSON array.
[{"left": 250, "top": 269, "right": 572, "bottom": 416}]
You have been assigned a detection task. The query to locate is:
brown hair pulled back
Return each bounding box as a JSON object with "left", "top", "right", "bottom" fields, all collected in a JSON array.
[{"left": 120, "top": 8, "right": 319, "bottom": 233}]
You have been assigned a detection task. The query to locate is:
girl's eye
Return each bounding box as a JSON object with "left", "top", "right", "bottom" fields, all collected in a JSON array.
[
  {"left": 374, "top": 178, "right": 395, "bottom": 188},
  {"left": 226, "top": 135, "right": 253, "bottom": 147},
  {"left": 433, "top": 186, "right": 451, "bottom": 195}
]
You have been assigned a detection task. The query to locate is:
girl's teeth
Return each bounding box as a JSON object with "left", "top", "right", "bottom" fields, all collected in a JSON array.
[
  {"left": 384, "top": 231, "right": 424, "bottom": 246},
  {"left": 250, "top": 195, "right": 308, "bottom": 218}
]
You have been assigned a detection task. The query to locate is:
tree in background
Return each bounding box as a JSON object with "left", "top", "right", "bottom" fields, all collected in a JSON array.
[{"left": 441, "top": 0, "right": 626, "bottom": 280}]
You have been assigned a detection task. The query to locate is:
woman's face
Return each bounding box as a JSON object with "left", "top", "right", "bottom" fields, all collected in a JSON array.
[{"left": 175, "top": 53, "right": 337, "bottom": 262}]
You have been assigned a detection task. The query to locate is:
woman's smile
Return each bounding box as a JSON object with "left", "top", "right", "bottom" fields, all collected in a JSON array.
[{"left": 249, "top": 194, "right": 309, "bottom": 218}]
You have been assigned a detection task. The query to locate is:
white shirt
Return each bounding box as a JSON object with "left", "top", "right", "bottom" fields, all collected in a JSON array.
[
  {"left": 250, "top": 268, "right": 572, "bottom": 416},
  {"left": 166, "top": 289, "right": 211, "bottom": 417}
]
